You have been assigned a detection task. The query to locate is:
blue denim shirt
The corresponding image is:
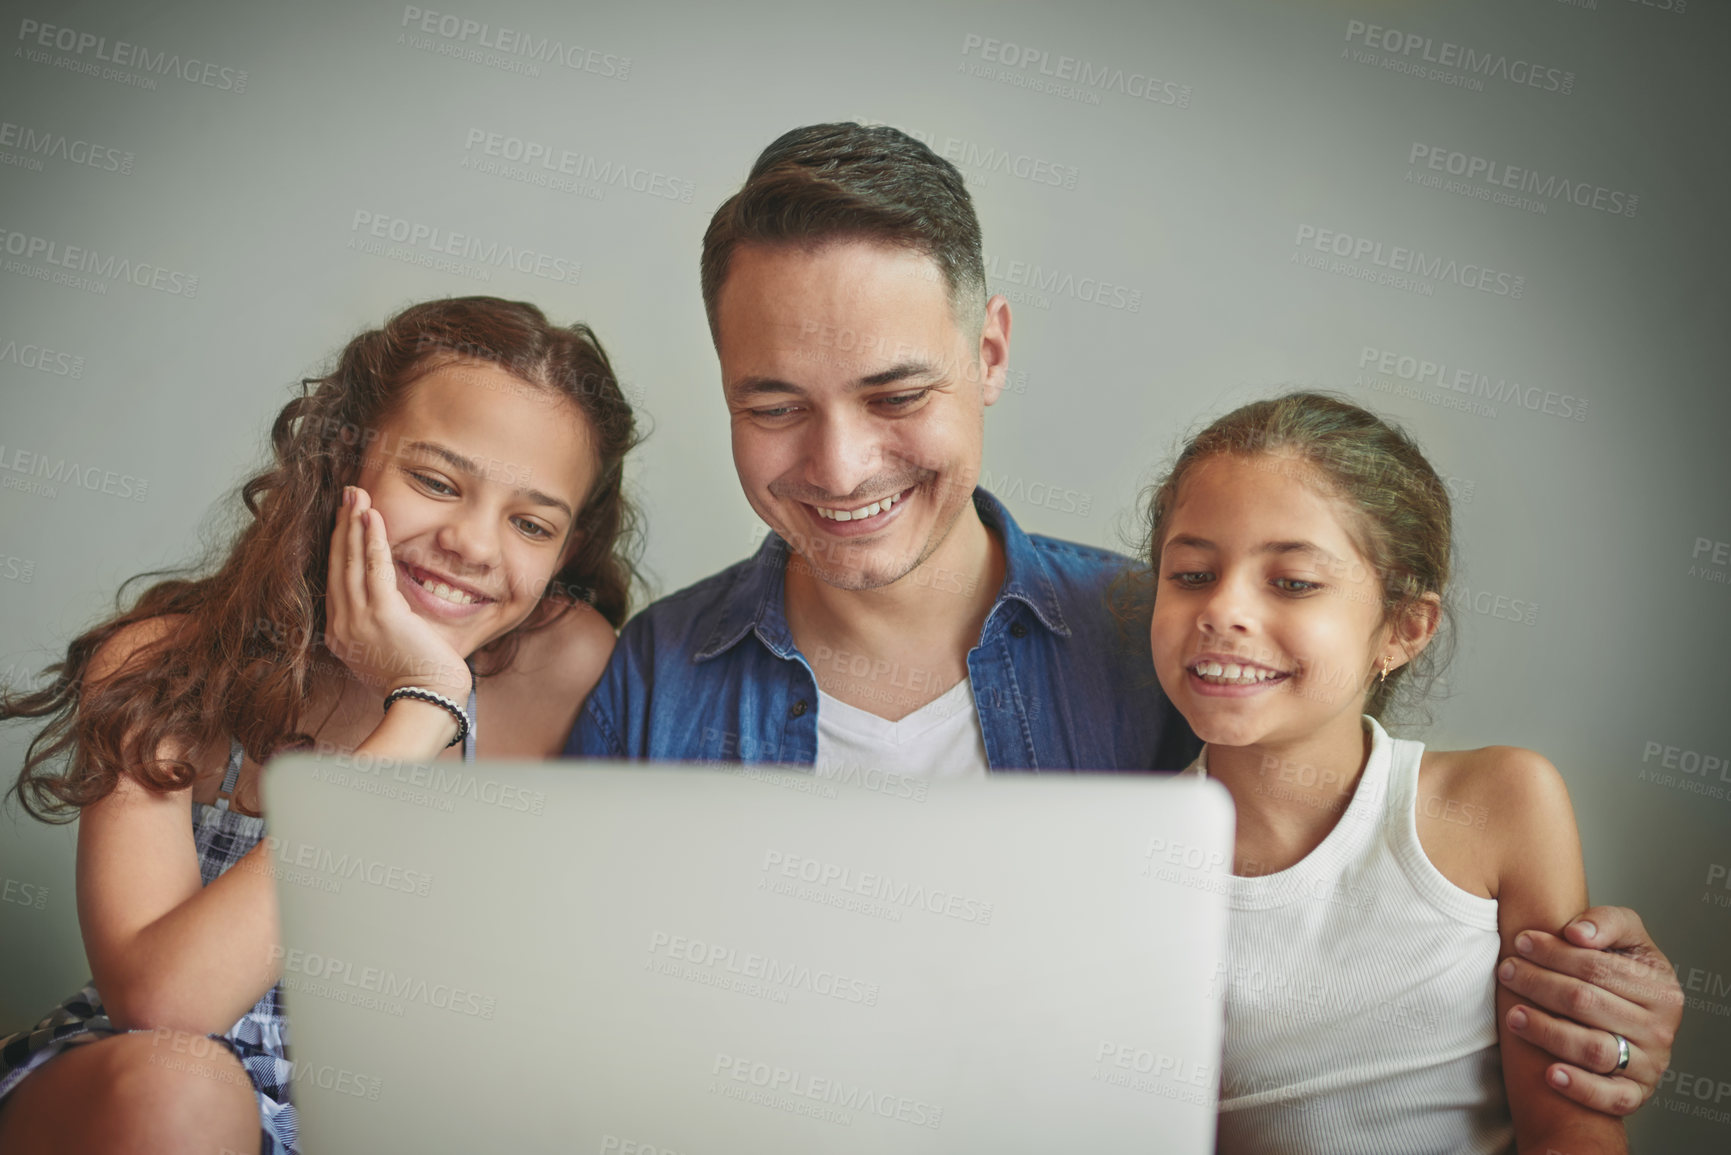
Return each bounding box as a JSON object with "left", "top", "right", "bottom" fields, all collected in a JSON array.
[{"left": 564, "top": 489, "right": 1198, "bottom": 773}]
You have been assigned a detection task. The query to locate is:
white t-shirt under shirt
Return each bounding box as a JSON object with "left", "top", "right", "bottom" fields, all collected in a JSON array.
[{"left": 814, "top": 678, "right": 990, "bottom": 782}]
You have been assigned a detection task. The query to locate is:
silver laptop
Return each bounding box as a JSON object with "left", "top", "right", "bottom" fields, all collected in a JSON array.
[{"left": 262, "top": 755, "right": 1234, "bottom": 1153}]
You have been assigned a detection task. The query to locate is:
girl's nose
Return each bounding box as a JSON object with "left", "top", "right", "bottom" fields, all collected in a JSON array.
[
  {"left": 1197, "top": 576, "right": 1255, "bottom": 635},
  {"left": 435, "top": 508, "right": 501, "bottom": 569}
]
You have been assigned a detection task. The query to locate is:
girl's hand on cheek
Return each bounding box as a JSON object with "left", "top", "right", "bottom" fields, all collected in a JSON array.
[{"left": 324, "top": 486, "right": 472, "bottom": 703}]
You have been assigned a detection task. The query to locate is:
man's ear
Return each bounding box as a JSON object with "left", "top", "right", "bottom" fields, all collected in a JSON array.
[{"left": 977, "top": 293, "right": 1011, "bottom": 407}]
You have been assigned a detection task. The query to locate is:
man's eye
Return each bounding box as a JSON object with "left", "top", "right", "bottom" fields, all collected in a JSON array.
[
  {"left": 877, "top": 389, "right": 931, "bottom": 409},
  {"left": 753, "top": 406, "right": 797, "bottom": 420}
]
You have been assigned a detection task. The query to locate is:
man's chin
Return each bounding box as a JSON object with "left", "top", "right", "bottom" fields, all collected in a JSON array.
[{"left": 786, "top": 548, "right": 916, "bottom": 592}]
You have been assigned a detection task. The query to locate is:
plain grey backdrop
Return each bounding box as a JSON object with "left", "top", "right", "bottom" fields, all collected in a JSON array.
[{"left": 2, "top": 0, "right": 1727, "bottom": 1148}]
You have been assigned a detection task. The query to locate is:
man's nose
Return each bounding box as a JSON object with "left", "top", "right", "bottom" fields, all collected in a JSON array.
[{"left": 800, "top": 410, "right": 884, "bottom": 501}]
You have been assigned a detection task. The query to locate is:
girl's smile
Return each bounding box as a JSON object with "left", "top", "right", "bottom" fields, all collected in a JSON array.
[
  {"left": 1150, "top": 452, "right": 1395, "bottom": 753},
  {"left": 354, "top": 360, "right": 599, "bottom": 656}
]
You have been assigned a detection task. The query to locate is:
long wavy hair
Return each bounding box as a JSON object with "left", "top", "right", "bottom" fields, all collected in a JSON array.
[{"left": 4, "top": 296, "right": 643, "bottom": 821}]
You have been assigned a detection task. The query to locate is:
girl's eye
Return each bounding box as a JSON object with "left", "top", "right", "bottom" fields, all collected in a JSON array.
[
  {"left": 410, "top": 470, "right": 455, "bottom": 496},
  {"left": 513, "top": 518, "right": 555, "bottom": 541},
  {"left": 1166, "top": 571, "right": 1212, "bottom": 588},
  {"left": 1273, "top": 577, "right": 1321, "bottom": 594}
]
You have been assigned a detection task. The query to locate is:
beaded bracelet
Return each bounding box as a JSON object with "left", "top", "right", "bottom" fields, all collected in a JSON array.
[{"left": 382, "top": 686, "right": 469, "bottom": 749}]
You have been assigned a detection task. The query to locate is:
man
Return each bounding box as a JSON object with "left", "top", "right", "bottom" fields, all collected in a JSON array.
[{"left": 566, "top": 122, "right": 1681, "bottom": 1116}]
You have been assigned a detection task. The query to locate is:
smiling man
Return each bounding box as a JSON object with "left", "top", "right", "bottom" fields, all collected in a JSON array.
[
  {"left": 564, "top": 122, "right": 1681, "bottom": 1117},
  {"left": 567, "top": 122, "right": 1192, "bottom": 776}
]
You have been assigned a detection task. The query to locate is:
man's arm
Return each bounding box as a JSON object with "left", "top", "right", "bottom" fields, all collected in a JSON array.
[{"left": 1498, "top": 906, "right": 1683, "bottom": 1116}]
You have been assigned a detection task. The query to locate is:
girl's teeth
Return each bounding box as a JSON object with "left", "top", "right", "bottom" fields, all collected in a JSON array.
[
  {"left": 416, "top": 573, "right": 478, "bottom": 605},
  {"left": 1192, "top": 661, "right": 1282, "bottom": 685}
]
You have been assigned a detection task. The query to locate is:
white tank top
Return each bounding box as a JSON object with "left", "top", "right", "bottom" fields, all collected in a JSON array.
[{"left": 1181, "top": 716, "right": 1514, "bottom": 1155}]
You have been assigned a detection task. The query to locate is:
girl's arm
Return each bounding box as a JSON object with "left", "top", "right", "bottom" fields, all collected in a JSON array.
[
  {"left": 76, "top": 618, "right": 281, "bottom": 1035},
  {"left": 1482, "top": 746, "right": 1628, "bottom": 1154},
  {"left": 81, "top": 501, "right": 472, "bottom": 1034}
]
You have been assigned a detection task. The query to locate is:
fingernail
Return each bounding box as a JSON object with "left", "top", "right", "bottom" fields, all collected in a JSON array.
[
  {"left": 1550, "top": 1068, "right": 1570, "bottom": 1088},
  {"left": 1498, "top": 959, "right": 1515, "bottom": 982},
  {"left": 342, "top": 487, "right": 352, "bottom": 506},
  {"left": 1516, "top": 933, "right": 1533, "bottom": 955},
  {"left": 1573, "top": 920, "right": 1597, "bottom": 941},
  {"left": 1509, "top": 1007, "right": 1527, "bottom": 1030}
]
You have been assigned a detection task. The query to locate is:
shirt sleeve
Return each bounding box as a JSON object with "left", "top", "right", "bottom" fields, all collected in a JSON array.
[{"left": 562, "top": 630, "right": 632, "bottom": 759}]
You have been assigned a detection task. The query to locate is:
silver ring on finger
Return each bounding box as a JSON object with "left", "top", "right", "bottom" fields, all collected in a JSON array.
[{"left": 1605, "top": 1031, "right": 1631, "bottom": 1075}]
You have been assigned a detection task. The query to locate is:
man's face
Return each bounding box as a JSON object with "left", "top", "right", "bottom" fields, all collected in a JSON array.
[{"left": 715, "top": 241, "right": 1006, "bottom": 590}]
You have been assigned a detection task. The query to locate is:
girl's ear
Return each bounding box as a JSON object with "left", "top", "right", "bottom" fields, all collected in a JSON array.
[{"left": 1388, "top": 591, "right": 1442, "bottom": 668}]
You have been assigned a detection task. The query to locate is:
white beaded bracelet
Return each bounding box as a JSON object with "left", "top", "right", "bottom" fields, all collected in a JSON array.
[{"left": 382, "top": 686, "right": 469, "bottom": 748}]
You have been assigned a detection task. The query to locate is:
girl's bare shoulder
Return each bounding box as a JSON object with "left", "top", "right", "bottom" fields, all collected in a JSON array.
[
  {"left": 1416, "top": 744, "right": 1577, "bottom": 898},
  {"left": 476, "top": 603, "right": 618, "bottom": 757}
]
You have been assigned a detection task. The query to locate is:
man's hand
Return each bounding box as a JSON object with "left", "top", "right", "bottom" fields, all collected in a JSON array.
[{"left": 1497, "top": 905, "right": 1682, "bottom": 1116}]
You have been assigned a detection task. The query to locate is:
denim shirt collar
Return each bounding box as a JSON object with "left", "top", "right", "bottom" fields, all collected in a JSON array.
[{"left": 691, "top": 488, "right": 1070, "bottom": 664}]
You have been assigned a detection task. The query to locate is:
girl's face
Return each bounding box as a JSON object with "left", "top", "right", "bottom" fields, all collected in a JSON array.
[
  {"left": 1149, "top": 452, "right": 1394, "bottom": 750},
  {"left": 354, "top": 359, "right": 598, "bottom": 659}
]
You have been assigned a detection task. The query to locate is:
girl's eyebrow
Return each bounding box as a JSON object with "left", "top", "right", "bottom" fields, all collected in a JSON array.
[
  {"left": 1165, "top": 534, "right": 1344, "bottom": 564},
  {"left": 402, "top": 440, "right": 575, "bottom": 520}
]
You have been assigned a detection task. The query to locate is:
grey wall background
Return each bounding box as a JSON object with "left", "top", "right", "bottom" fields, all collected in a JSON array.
[{"left": 2, "top": 0, "right": 1726, "bottom": 1146}]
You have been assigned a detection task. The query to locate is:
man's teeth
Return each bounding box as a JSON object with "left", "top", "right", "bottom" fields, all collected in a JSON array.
[
  {"left": 1191, "top": 660, "right": 1284, "bottom": 685},
  {"left": 816, "top": 490, "right": 901, "bottom": 522},
  {"left": 413, "top": 572, "right": 480, "bottom": 605}
]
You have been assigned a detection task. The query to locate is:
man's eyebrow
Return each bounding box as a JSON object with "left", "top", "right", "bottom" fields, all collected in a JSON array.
[
  {"left": 858, "top": 360, "right": 941, "bottom": 388},
  {"left": 400, "top": 440, "right": 575, "bottom": 520},
  {"left": 728, "top": 360, "right": 942, "bottom": 400}
]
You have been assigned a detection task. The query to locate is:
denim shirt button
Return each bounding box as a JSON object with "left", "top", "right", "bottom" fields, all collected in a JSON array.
[
  {"left": 1009, "top": 621, "right": 1028, "bottom": 638},
  {"left": 789, "top": 699, "right": 809, "bottom": 718}
]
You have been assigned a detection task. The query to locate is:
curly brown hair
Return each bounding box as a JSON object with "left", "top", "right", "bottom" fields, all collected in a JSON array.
[{"left": 4, "top": 296, "right": 643, "bottom": 821}]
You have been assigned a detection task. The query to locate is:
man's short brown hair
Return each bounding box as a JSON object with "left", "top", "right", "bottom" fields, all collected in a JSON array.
[{"left": 700, "top": 122, "right": 987, "bottom": 342}]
